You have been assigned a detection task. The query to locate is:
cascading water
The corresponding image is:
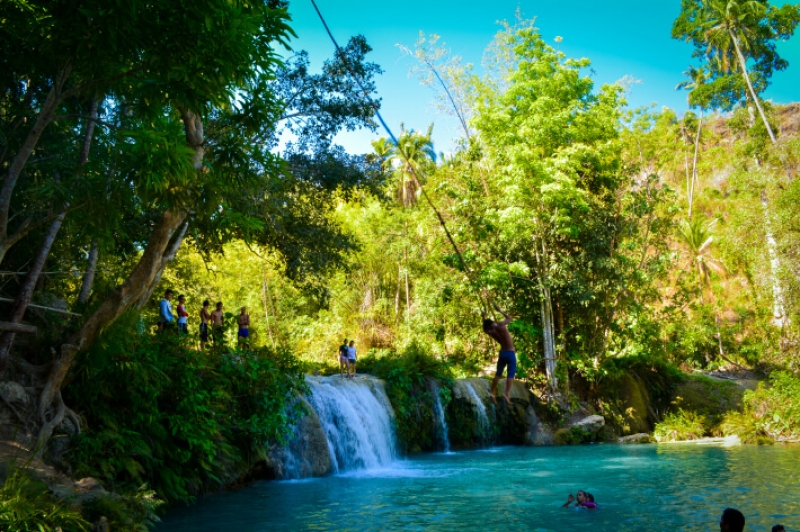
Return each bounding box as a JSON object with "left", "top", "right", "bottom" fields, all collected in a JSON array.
[
  {"left": 305, "top": 376, "right": 398, "bottom": 473},
  {"left": 429, "top": 380, "right": 450, "bottom": 452},
  {"left": 463, "top": 380, "right": 491, "bottom": 445}
]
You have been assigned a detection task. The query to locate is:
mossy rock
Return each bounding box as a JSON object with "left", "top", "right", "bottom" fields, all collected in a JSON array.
[
  {"left": 554, "top": 426, "right": 592, "bottom": 445},
  {"left": 670, "top": 375, "right": 744, "bottom": 434},
  {"left": 612, "top": 374, "right": 653, "bottom": 435}
]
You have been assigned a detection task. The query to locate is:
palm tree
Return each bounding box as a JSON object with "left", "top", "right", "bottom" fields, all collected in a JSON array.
[
  {"left": 677, "top": 0, "right": 779, "bottom": 144},
  {"left": 678, "top": 218, "right": 726, "bottom": 302},
  {"left": 676, "top": 66, "right": 709, "bottom": 218},
  {"left": 392, "top": 125, "right": 436, "bottom": 208},
  {"left": 678, "top": 218, "right": 736, "bottom": 364},
  {"left": 370, "top": 137, "right": 395, "bottom": 176}
]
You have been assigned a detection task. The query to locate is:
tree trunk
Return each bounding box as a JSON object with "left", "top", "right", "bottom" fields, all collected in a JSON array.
[
  {"left": 74, "top": 98, "right": 102, "bottom": 306},
  {"left": 689, "top": 108, "right": 703, "bottom": 218},
  {"left": 37, "top": 207, "right": 187, "bottom": 449},
  {"left": 77, "top": 241, "right": 99, "bottom": 305},
  {"left": 540, "top": 285, "right": 557, "bottom": 390},
  {"left": 0, "top": 66, "right": 71, "bottom": 265},
  {"left": 134, "top": 221, "right": 189, "bottom": 309},
  {"left": 395, "top": 264, "right": 401, "bottom": 318},
  {"left": 0, "top": 208, "right": 67, "bottom": 373},
  {"left": 261, "top": 270, "right": 276, "bottom": 349},
  {"left": 730, "top": 29, "right": 777, "bottom": 145},
  {"left": 36, "top": 109, "right": 203, "bottom": 449},
  {"left": 534, "top": 238, "right": 557, "bottom": 390},
  {"left": 0, "top": 97, "right": 96, "bottom": 374},
  {"left": 763, "top": 193, "right": 787, "bottom": 325},
  {"left": 684, "top": 143, "right": 691, "bottom": 217}
]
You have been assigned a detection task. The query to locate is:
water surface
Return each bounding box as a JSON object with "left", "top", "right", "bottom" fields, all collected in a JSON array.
[{"left": 160, "top": 444, "right": 800, "bottom": 531}]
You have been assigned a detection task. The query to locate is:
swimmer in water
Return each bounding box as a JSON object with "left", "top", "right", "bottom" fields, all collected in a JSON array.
[{"left": 562, "top": 490, "right": 597, "bottom": 509}]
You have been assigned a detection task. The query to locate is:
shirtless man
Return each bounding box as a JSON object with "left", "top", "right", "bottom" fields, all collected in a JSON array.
[
  {"left": 199, "top": 300, "right": 212, "bottom": 350},
  {"left": 482, "top": 302, "right": 516, "bottom": 405},
  {"left": 237, "top": 306, "right": 250, "bottom": 349},
  {"left": 211, "top": 302, "right": 225, "bottom": 347}
]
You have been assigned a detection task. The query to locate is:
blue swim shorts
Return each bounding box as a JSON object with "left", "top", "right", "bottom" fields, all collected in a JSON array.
[
  {"left": 238, "top": 328, "right": 249, "bottom": 338},
  {"left": 496, "top": 350, "right": 517, "bottom": 379}
]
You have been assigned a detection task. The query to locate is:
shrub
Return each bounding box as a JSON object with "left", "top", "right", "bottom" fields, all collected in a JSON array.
[
  {"left": 722, "top": 371, "right": 800, "bottom": 443},
  {"left": 63, "top": 312, "right": 307, "bottom": 504},
  {"left": 654, "top": 409, "right": 707, "bottom": 442},
  {"left": 0, "top": 466, "right": 89, "bottom": 532},
  {"left": 357, "top": 341, "right": 454, "bottom": 452},
  {"left": 80, "top": 487, "right": 163, "bottom": 532}
]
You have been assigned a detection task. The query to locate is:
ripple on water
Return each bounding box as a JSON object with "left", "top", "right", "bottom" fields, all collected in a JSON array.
[{"left": 160, "top": 444, "right": 800, "bottom": 532}]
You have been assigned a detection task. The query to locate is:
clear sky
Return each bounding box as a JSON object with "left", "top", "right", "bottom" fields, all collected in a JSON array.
[{"left": 282, "top": 1, "right": 800, "bottom": 154}]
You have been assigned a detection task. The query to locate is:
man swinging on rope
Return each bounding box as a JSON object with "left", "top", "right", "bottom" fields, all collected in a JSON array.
[{"left": 482, "top": 302, "right": 516, "bottom": 405}]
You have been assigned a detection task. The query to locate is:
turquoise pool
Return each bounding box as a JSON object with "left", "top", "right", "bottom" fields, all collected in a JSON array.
[{"left": 159, "top": 443, "right": 800, "bottom": 531}]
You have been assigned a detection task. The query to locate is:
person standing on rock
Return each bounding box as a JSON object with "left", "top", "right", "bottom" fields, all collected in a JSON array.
[
  {"left": 347, "top": 340, "right": 357, "bottom": 378},
  {"left": 176, "top": 295, "right": 189, "bottom": 334},
  {"left": 338, "top": 339, "right": 350, "bottom": 378},
  {"left": 211, "top": 302, "right": 225, "bottom": 348},
  {"left": 199, "top": 300, "right": 211, "bottom": 350},
  {"left": 158, "top": 289, "right": 175, "bottom": 332},
  {"left": 237, "top": 306, "right": 250, "bottom": 349},
  {"left": 482, "top": 301, "right": 516, "bottom": 405}
]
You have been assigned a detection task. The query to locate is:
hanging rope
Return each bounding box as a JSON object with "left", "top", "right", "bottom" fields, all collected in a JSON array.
[{"left": 309, "top": 0, "right": 488, "bottom": 311}]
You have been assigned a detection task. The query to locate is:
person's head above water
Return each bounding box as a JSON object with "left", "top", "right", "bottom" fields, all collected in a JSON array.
[
  {"left": 576, "top": 491, "right": 588, "bottom": 504},
  {"left": 720, "top": 508, "right": 745, "bottom": 532},
  {"left": 772, "top": 525, "right": 785, "bottom": 532}
]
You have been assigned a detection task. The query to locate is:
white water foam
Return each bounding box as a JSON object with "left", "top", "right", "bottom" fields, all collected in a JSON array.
[
  {"left": 463, "top": 381, "right": 491, "bottom": 446},
  {"left": 429, "top": 380, "right": 451, "bottom": 452},
  {"left": 305, "top": 376, "right": 399, "bottom": 473}
]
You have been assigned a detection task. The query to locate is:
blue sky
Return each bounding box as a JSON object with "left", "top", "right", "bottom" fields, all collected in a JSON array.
[{"left": 283, "top": 1, "right": 800, "bottom": 154}]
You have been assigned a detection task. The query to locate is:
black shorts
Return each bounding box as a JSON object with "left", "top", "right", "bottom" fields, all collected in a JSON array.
[
  {"left": 200, "top": 322, "right": 209, "bottom": 342},
  {"left": 212, "top": 325, "right": 225, "bottom": 344}
]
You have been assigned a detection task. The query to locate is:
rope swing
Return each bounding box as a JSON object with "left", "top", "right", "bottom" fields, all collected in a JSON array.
[{"left": 309, "top": 0, "right": 489, "bottom": 312}]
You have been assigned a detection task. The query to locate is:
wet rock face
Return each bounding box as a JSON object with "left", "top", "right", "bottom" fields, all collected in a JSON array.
[
  {"left": 447, "top": 378, "right": 555, "bottom": 448},
  {"left": 266, "top": 396, "right": 331, "bottom": 479}
]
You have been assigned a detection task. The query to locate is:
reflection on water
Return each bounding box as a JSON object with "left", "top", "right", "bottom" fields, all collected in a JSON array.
[{"left": 160, "top": 444, "right": 800, "bottom": 532}]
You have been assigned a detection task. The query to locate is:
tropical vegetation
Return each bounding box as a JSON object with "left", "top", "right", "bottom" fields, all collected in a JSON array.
[{"left": 2, "top": 0, "right": 800, "bottom": 527}]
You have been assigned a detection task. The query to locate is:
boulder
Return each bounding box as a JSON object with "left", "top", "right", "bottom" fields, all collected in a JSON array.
[
  {"left": 618, "top": 433, "right": 653, "bottom": 444},
  {"left": 266, "top": 396, "right": 331, "bottom": 479},
  {"left": 571, "top": 415, "right": 605, "bottom": 434},
  {"left": 0, "top": 381, "right": 31, "bottom": 406},
  {"left": 524, "top": 405, "right": 555, "bottom": 446}
]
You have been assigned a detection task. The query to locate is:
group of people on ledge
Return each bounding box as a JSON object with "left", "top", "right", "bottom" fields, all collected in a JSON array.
[
  {"left": 157, "top": 289, "right": 251, "bottom": 349},
  {"left": 562, "top": 494, "right": 780, "bottom": 532},
  {"left": 337, "top": 339, "right": 357, "bottom": 378}
]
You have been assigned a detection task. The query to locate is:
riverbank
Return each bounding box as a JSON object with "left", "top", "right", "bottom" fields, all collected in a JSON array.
[{"left": 5, "top": 353, "right": 798, "bottom": 530}]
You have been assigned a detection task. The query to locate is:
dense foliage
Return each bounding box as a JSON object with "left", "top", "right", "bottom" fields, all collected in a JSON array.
[
  {"left": 2, "top": 1, "right": 800, "bottom": 526},
  {"left": 0, "top": 466, "right": 89, "bottom": 532},
  {"left": 63, "top": 313, "right": 306, "bottom": 504},
  {"left": 723, "top": 371, "right": 800, "bottom": 442}
]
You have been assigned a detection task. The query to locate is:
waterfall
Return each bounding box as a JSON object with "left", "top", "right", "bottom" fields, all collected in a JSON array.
[
  {"left": 463, "top": 380, "right": 491, "bottom": 446},
  {"left": 305, "top": 376, "right": 398, "bottom": 473},
  {"left": 429, "top": 380, "right": 450, "bottom": 452}
]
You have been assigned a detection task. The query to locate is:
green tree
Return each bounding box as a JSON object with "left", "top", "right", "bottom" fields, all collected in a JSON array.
[
  {"left": 672, "top": 0, "right": 800, "bottom": 143},
  {"left": 677, "top": 66, "right": 711, "bottom": 218}
]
